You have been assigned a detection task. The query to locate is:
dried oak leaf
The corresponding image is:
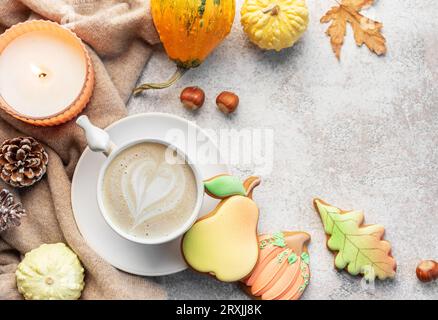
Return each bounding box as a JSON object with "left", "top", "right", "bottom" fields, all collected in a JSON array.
[{"left": 320, "top": 0, "right": 386, "bottom": 59}]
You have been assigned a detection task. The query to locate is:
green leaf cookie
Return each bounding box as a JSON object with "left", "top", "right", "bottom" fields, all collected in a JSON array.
[{"left": 314, "top": 198, "right": 396, "bottom": 280}]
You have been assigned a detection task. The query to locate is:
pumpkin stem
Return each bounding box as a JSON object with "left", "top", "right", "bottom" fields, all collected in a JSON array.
[
  {"left": 133, "top": 67, "right": 187, "bottom": 94},
  {"left": 262, "top": 4, "right": 280, "bottom": 16}
]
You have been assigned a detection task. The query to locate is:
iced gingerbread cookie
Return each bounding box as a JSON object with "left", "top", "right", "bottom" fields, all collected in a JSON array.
[
  {"left": 242, "top": 231, "right": 311, "bottom": 300},
  {"left": 182, "top": 175, "right": 261, "bottom": 282},
  {"left": 314, "top": 198, "right": 396, "bottom": 280}
]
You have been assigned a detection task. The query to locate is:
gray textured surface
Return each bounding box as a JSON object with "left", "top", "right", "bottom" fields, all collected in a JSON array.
[{"left": 127, "top": 0, "right": 438, "bottom": 299}]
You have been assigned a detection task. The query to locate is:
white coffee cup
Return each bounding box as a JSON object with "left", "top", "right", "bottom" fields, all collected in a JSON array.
[{"left": 76, "top": 115, "right": 204, "bottom": 245}]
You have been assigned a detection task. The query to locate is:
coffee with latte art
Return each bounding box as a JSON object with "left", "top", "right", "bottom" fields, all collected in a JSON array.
[{"left": 102, "top": 142, "right": 197, "bottom": 240}]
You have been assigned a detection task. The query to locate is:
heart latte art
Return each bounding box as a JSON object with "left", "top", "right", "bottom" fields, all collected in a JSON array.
[{"left": 102, "top": 143, "right": 198, "bottom": 240}]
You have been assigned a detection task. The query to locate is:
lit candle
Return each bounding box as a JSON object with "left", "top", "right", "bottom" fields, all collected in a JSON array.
[{"left": 0, "top": 20, "right": 94, "bottom": 126}]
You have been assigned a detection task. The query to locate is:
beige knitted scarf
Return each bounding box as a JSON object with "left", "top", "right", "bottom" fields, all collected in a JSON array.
[{"left": 0, "top": 0, "right": 166, "bottom": 300}]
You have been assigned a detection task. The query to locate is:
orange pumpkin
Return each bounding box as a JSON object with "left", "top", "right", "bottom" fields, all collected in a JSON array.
[{"left": 134, "top": 0, "right": 235, "bottom": 93}]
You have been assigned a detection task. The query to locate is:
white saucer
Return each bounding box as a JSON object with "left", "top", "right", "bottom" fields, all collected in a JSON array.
[{"left": 71, "top": 113, "right": 229, "bottom": 276}]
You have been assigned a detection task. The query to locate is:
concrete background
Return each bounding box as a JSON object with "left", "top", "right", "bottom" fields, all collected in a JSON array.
[{"left": 128, "top": 0, "right": 438, "bottom": 299}]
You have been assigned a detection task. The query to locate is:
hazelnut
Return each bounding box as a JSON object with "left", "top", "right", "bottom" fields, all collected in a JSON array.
[
  {"left": 416, "top": 260, "right": 438, "bottom": 282},
  {"left": 180, "top": 86, "right": 205, "bottom": 110},
  {"left": 216, "top": 91, "right": 239, "bottom": 114}
]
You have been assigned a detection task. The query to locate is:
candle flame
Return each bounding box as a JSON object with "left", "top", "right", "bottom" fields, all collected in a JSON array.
[{"left": 30, "top": 64, "right": 48, "bottom": 79}]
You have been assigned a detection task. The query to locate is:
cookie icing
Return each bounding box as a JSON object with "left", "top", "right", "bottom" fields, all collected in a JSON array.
[
  {"left": 182, "top": 176, "right": 261, "bottom": 282},
  {"left": 204, "top": 175, "right": 246, "bottom": 198},
  {"left": 314, "top": 198, "right": 396, "bottom": 280},
  {"left": 243, "top": 231, "right": 311, "bottom": 300}
]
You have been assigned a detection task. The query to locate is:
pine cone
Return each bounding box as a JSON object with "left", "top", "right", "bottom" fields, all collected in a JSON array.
[
  {"left": 0, "top": 189, "right": 26, "bottom": 232},
  {"left": 0, "top": 137, "right": 48, "bottom": 188}
]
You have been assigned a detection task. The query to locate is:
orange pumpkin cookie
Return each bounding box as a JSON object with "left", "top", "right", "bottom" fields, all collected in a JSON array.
[
  {"left": 182, "top": 175, "right": 260, "bottom": 282},
  {"left": 242, "top": 231, "right": 311, "bottom": 300}
]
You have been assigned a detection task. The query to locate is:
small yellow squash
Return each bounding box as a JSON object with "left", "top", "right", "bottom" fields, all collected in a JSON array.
[
  {"left": 240, "top": 0, "right": 309, "bottom": 51},
  {"left": 16, "top": 243, "right": 85, "bottom": 300}
]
